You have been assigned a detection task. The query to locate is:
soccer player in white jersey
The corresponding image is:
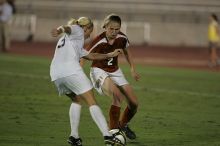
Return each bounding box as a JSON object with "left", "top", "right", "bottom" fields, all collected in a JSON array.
[{"left": 50, "top": 17, "right": 124, "bottom": 146}]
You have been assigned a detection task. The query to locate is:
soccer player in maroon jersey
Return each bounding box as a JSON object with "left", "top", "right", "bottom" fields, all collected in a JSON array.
[{"left": 85, "top": 14, "right": 140, "bottom": 140}]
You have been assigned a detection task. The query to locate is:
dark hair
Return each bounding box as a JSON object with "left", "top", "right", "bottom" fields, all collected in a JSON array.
[
  {"left": 211, "top": 13, "right": 218, "bottom": 22},
  {"left": 103, "top": 14, "right": 121, "bottom": 28}
]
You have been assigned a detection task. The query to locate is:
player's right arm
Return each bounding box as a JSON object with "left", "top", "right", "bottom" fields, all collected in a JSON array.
[
  {"left": 83, "top": 49, "right": 122, "bottom": 60},
  {"left": 51, "top": 25, "right": 71, "bottom": 37},
  {"left": 123, "top": 48, "right": 140, "bottom": 81}
]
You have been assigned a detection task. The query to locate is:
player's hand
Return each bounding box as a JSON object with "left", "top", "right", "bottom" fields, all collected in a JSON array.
[
  {"left": 131, "top": 68, "right": 140, "bottom": 81},
  {"left": 51, "top": 28, "right": 61, "bottom": 37},
  {"left": 109, "top": 49, "right": 123, "bottom": 57}
]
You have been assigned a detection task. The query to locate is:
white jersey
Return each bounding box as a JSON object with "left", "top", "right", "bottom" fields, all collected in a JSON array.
[
  {"left": 50, "top": 25, "right": 89, "bottom": 81},
  {"left": 0, "top": 2, "right": 13, "bottom": 22}
]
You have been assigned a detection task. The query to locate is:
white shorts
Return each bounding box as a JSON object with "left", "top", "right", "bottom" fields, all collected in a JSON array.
[
  {"left": 54, "top": 73, "right": 93, "bottom": 96},
  {"left": 90, "top": 67, "right": 128, "bottom": 94}
]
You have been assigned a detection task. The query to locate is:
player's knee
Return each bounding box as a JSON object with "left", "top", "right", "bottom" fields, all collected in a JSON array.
[
  {"left": 112, "top": 95, "right": 123, "bottom": 106},
  {"left": 113, "top": 90, "right": 124, "bottom": 102}
]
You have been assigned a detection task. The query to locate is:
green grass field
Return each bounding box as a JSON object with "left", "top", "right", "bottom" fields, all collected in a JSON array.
[{"left": 0, "top": 54, "right": 220, "bottom": 146}]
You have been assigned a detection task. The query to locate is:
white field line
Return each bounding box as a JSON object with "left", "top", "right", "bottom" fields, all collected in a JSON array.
[
  {"left": 1, "top": 71, "right": 219, "bottom": 98},
  {"left": 0, "top": 71, "right": 50, "bottom": 80},
  {"left": 119, "top": 58, "right": 207, "bottom": 66},
  {"left": 134, "top": 86, "right": 220, "bottom": 98}
]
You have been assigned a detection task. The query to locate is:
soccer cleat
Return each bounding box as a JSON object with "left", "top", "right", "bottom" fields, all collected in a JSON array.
[
  {"left": 104, "top": 136, "right": 114, "bottom": 146},
  {"left": 121, "top": 124, "right": 136, "bottom": 140},
  {"left": 104, "top": 136, "right": 125, "bottom": 146},
  {"left": 67, "top": 136, "right": 82, "bottom": 146}
]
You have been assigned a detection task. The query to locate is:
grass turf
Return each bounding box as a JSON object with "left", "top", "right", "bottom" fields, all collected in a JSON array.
[{"left": 0, "top": 54, "right": 220, "bottom": 146}]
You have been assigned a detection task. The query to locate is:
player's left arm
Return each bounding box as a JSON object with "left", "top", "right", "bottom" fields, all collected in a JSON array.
[
  {"left": 51, "top": 25, "right": 72, "bottom": 37},
  {"left": 123, "top": 48, "right": 140, "bottom": 81}
]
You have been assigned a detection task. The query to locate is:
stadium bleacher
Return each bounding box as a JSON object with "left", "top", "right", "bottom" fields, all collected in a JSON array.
[
  {"left": 11, "top": 0, "right": 220, "bottom": 46},
  {"left": 15, "top": 0, "right": 220, "bottom": 22}
]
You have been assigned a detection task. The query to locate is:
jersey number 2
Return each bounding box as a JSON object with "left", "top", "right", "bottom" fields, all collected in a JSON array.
[{"left": 107, "top": 58, "right": 113, "bottom": 66}]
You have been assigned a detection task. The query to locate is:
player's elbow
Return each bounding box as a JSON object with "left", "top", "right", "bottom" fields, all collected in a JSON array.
[{"left": 85, "top": 54, "right": 95, "bottom": 60}]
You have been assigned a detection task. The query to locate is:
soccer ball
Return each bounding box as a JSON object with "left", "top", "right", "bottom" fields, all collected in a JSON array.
[{"left": 109, "top": 129, "right": 126, "bottom": 146}]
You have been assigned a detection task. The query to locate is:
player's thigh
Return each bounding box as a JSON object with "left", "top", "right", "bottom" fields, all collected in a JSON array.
[
  {"left": 79, "top": 89, "right": 97, "bottom": 106},
  {"left": 102, "top": 77, "right": 120, "bottom": 97},
  {"left": 103, "top": 77, "right": 125, "bottom": 106}
]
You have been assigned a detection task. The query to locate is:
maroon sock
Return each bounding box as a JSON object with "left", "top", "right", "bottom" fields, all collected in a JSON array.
[
  {"left": 109, "top": 105, "right": 121, "bottom": 129},
  {"left": 120, "top": 106, "right": 136, "bottom": 127}
]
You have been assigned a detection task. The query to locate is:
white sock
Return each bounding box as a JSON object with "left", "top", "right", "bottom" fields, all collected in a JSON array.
[
  {"left": 69, "top": 102, "right": 81, "bottom": 138},
  {"left": 89, "top": 105, "right": 111, "bottom": 136}
]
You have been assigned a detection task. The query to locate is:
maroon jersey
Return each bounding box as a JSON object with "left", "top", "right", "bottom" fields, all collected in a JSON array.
[{"left": 86, "top": 32, "right": 129, "bottom": 72}]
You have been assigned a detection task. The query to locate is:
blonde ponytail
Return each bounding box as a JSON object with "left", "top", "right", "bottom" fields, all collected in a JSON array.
[
  {"left": 67, "top": 18, "right": 78, "bottom": 25},
  {"left": 67, "top": 17, "right": 93, "bottom": 28},
  {"left": 77, "top": 17, "right": 92, "bottom": 26}
]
